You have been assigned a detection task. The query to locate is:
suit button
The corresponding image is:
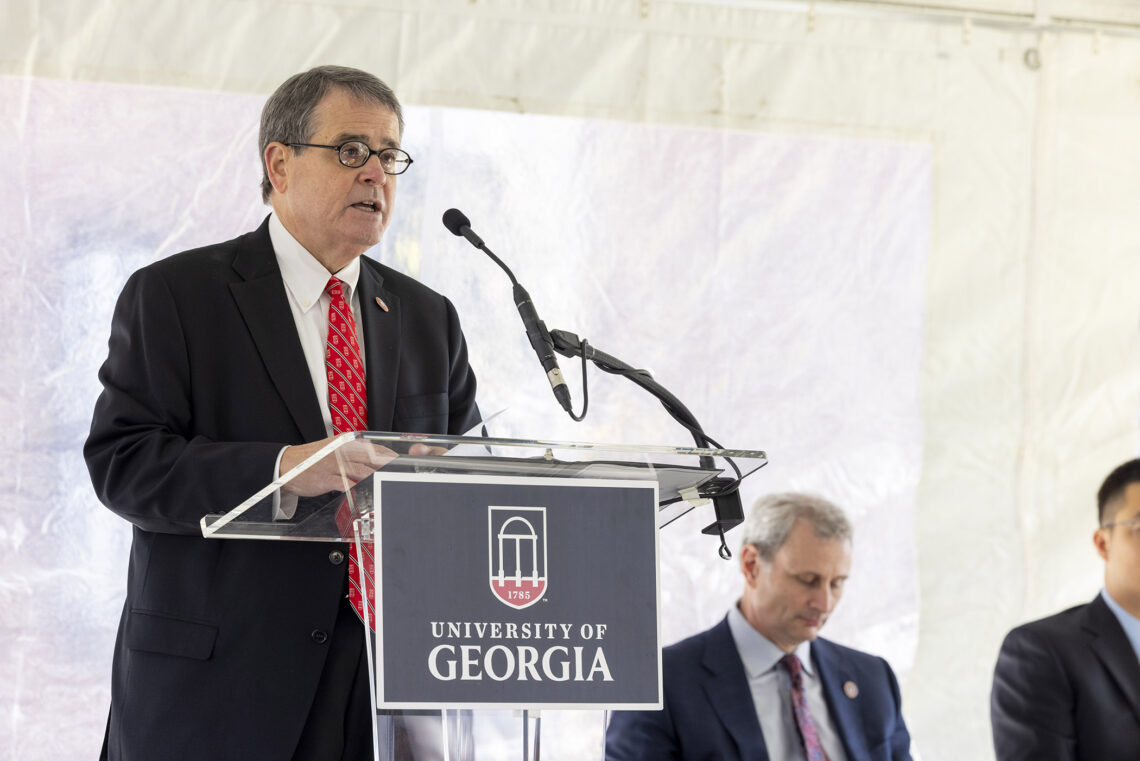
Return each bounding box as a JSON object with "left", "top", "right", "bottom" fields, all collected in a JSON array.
[
  {"left": 311, "top": 629, "right": 328, "bottom": 644},
  {"left": 329, "top": 550, "right": 345, "bottom": 565}
]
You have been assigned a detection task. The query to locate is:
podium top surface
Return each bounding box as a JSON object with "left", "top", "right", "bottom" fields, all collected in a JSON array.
[{"left": 200, "top": 431, "right": 767, "bottom": 541}]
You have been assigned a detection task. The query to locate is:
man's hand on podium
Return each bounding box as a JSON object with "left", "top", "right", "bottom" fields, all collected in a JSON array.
[{"left": 279, "top": 437, "right": 446, "bottom": 497}]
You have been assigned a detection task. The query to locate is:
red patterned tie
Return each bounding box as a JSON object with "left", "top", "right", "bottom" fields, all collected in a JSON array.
[
  {"left": 324, "top": 277, "right": 374, "bottom": 630},
  {"left": 781, "top": 653, "right": 831, "bottom": 761}
]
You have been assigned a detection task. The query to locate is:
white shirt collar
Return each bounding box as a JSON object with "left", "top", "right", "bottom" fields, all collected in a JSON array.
[
  {"left": 727, "top": 602, "right": 816, "bottom": 678},
  {"left": 268, "top": 213, "right": 362, "bottom": 313}
]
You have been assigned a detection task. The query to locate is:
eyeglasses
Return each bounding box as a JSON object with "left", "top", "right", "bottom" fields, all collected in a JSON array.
[
  {"left": 285, "top": 141, "right": 414, "bottom": 174},
  {"left": 1101, "top": 517, "right": 1140, "bottom": 538}
]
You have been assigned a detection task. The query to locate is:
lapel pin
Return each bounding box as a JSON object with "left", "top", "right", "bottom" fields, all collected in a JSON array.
[
  {"left": 843, "top": 680, "right": 859, "bottom": 699},
  {"left": 374, "top": 297, "right": 389, "bottom": 312}
]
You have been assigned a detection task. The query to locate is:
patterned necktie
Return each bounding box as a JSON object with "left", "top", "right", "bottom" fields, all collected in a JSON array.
[
  {"left": 781, "top": 653, "right": 831, "bottom": 761},
  {"left": 324, "top": 277, "right": 374, "bottom": 630}
]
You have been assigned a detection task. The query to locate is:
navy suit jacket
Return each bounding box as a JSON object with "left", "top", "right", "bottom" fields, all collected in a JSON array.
[
  {"left": 991, "top": 594, "right": 1140, "bottom": 761},
  {"left": 605, "top": 617, "right": 912, "bottom": 761},
  {"left": 85, "top": 218, "right": 480, "bottom": 761}
]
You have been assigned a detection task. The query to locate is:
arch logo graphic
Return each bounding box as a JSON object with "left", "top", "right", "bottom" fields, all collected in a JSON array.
[{"left": 488, "top": 506, "right": 548, "bottom": 609}]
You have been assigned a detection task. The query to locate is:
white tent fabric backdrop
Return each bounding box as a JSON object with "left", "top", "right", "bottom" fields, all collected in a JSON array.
[{"left": 2, "top": 1, "right": 1139, "bottom": 760}]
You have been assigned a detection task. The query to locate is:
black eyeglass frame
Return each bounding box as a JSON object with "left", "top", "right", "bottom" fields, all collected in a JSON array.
[{"left": 284, "top": 141, "right": 414, "bottom": 174}]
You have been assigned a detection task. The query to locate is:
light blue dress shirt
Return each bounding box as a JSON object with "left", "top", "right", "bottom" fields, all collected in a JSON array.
[
  {"left": 727, "top": 604, "right": 849, "bottom": 761},
  {"left": 1101, "top": 589, "right": 1140, "bottom": 666}
]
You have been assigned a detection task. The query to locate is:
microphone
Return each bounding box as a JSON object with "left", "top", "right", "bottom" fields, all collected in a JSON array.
[
  {"left": 442, "top": 208, "right": 484, "bottom": 249},
  {"left": 442, "top": 208, "right": 573, "bottom": 414}
]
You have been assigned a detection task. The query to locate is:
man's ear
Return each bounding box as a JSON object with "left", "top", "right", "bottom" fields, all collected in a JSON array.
[
  {"left": 1093, "top": 527, "right": 1110, "bottom": 562},
  {"left": 264, "top": 142, "right": 290, "bottom": 196},
  {"left": 740, "top": 543, "right": 762, "bottom": 586}
]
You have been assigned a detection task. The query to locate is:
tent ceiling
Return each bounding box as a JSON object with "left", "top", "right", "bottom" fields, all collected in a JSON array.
[{"left": 698, "top": 0, "right": 1140, "bottom": 30}]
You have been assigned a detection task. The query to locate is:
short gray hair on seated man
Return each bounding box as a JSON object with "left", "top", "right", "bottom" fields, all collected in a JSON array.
[
  {"left": 258, "top": 65, "right": 405, "bottom": 203},
  {"left": 740, "top": 492, "right": 853, "bottom": 561}
]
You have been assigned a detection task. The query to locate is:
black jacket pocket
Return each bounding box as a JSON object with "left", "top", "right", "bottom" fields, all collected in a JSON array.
[{"left": 125, "top": 609, "right": 218, "bottom": 660}]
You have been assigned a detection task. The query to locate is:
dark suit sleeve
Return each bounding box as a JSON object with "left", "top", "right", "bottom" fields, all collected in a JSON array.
[
  {"left": 605, "top": 703, "right": 682, "bottom": 761},
  {"left": 880, "top": 655, "right": 913, "bottom": 761},
  {"left": 84, "top": 267, "right": 283, "bottom": 535},
  {"left": 442, "top": 294, "right": 480, "bottom": 435},
  {"left": 991, "top": 625, "right": 1078, "bottom": 761}
]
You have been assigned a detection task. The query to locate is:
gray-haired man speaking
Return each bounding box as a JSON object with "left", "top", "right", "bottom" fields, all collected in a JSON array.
[
  {"left": 605, "top": 493, "right": 912, "bottom": 761},
  {"left": 86, "top": 65, "right": 479, "bottom": 761}
]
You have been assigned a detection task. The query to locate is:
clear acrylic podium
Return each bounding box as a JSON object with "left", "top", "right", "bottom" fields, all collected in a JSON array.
[{"left": 201, "top": 431, "right": 767, "bottom": 761}]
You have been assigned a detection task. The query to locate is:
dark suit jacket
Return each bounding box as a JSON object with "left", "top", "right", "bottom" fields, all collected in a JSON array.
[
  {"left": 605, "top": 616, "right": 912, "bottom": 761},
  {"left": 991, "top": 594, "right": 1140, "bottom": 761},
  {"left": 84, "top": 218, "right": 480, "bottom": 761}
]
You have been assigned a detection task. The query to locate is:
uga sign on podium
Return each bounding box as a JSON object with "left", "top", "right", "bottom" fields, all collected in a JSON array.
[{"left": 371, "top": 473, "right": 661, "bottom": 710}]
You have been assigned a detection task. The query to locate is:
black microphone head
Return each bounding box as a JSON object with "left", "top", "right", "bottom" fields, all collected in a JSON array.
[{"left": 442, "top": 208, "right": 471, "bottom": 237}]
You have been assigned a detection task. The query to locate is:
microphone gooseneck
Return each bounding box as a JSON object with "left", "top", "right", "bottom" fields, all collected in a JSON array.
[
  {"left": 442, "top": 208, "right": 572, "bottom": 413},
  {"left": 442, "top": 208, "right": 750, "bottom": 556}
]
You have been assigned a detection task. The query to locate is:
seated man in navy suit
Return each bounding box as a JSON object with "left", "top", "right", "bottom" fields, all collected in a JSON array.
[
  {"left": 605, "top": 492, "right": 913, "bottom": 761},
  {"left": 990, "top": 458, "right": 1140, "bottom": 760}
]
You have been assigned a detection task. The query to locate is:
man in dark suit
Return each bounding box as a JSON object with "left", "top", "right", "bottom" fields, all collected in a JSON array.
[
  {"left": 606, "top": 493, "right": 912, "bottom": 761},
  {"left": 991, "top": 458, "right": 1140, "bottom": 761},
  {"left": 85, "top": 66, "right": 479, "bottom": 761}
]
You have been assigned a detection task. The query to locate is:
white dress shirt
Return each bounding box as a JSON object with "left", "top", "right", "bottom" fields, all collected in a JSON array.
[
  {"left": 267, "top": 214, "right": 367, "bottom": 515},
  {"left": 727, "top": 604, "right": 850, "bottom": 761},
  {"left": 268, "top": 212, "right": 365, "bottom": 438}
]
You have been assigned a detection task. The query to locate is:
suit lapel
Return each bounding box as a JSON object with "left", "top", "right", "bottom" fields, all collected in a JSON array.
[
  {"left": 1084, "top": 594, "right": 1140, "bottom": 725},
  {"left": 229, "top": 220, "right": 326, "bottom": 443},
  {"left": 356, "top": 259, "right": 401, "bottom": 433},
  {"left": 700, "top": 618, "right": 770, "bottom": 761},
  {"left": 813, "top": 639, "right": 866, "bottom": 760}
]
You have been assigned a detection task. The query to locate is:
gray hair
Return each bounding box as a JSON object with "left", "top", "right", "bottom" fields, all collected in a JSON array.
[
  {"left": 740, "top": 492, "right": 853, "bottom": 560},
  {"left": 258, "top": 65, "right": 404, "bottom": 203}
]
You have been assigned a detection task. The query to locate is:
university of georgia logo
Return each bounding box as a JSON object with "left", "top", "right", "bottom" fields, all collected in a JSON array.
[{"left": 488, "top": 506, "right": 547, "bottom": 609}]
